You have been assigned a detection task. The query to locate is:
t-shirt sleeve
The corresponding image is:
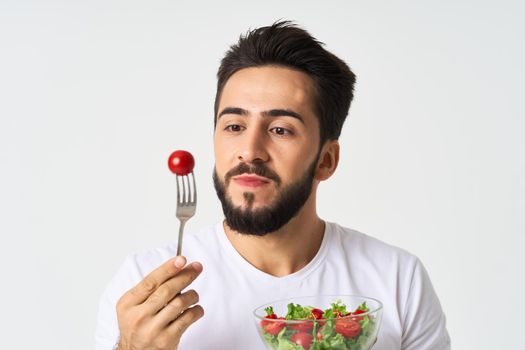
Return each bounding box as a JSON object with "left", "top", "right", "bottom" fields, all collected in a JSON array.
[
  {"left": 401, "top": 258, "right": 451, "bottom": 350},
  {"left": 94, "top": 255, "right": 143, "bottom": 350}
]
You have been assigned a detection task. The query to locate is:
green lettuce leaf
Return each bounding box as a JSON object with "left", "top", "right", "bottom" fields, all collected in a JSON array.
[
  {"left": 275, "top": 327, "right": 304, "bottom": 350},
  {"left": 322, "top": 299, "right": 348, "bottom": 319},
  {"left": 285, "top": 303, "right": 313, "bottom": 320},
  {"left": 356, "top": 302, "right": 369, "bottom": 312},
  {"left": 265, "top": 306, "right": 275, "bottom": 316},
  {"left": 263, "top": 332, "right": 279, "bottom": 349}
]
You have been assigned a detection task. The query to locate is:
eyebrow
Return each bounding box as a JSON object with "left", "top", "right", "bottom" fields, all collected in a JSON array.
[{"left": 217, "top": 107, "right": 305, "bottom": 124}]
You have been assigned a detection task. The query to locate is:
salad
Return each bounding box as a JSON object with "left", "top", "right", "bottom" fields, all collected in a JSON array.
[{"left": 258, "top": 300, "right": 377, "bottom": 350}]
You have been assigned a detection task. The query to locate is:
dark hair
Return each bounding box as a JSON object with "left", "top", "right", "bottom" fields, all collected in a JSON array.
[{"left": 214, "top": 20, "right": 356, "bottom": 145}]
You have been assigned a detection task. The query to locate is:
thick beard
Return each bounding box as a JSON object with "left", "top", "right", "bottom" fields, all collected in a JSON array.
[{"left": 212, "top": 159, "right": 318, "bottom": 236}]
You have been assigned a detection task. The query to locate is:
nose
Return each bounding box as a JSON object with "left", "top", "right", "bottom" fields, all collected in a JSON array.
[{"left": 237, "top": 128, "right": 269, "bottom": 163}]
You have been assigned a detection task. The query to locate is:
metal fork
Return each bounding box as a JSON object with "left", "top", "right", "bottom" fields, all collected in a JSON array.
[{"left": 175, "top": 172, "right": 197, "bottom": 256}]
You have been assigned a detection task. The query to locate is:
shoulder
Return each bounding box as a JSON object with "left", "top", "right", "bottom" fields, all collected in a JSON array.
[
  {"left": 327, "top": 221, "right": 420, "bottom": 267},
  {"left": 327, "top": 222, "right": 450, "bottom": 348}
]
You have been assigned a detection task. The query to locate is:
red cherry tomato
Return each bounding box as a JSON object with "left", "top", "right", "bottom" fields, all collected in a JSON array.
[
  {"left": 291, "top": 332, "right": 313, "bottom": 349},
  {"left": 290, "top": 320, "right": 313, "bottom": 332},
  {"left": 168, "top": 150, "right": 195, "bottom": 175},
  {"left": 350, "top": 309, "right": 366, "bottom": 322},
  {"left": 259, "top": 313, "right": 277, "bottom": 328},
  {"left": 260, "top": 317, "right": 286, "bottom": 335},
  {"left": 335, "top": 319, "right": 361, "bottom": 338},
  {"left": 311, "top": 308, "right": 324, "bottom": 320}
]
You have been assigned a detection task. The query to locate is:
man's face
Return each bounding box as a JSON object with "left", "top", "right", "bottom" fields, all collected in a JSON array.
[{"left": 213, "top": 65, "right": 322, "bottom": 235}]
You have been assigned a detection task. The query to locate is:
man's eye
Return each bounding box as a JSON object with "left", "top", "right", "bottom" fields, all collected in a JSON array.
[
  {"left": 270, "top": 127, "right": 292, "bottom": 136},
  {"left": 225, "top": 125, "right": 243, "bottom": 132}
]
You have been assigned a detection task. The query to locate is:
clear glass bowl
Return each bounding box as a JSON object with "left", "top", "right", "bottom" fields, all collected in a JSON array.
[{"left": 253, "top": 295, "right": 383, "bottom": 350}]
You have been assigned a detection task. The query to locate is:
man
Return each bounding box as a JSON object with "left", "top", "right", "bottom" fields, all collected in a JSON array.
[{"left": 96, "top": 21, "right": 450, "bottom": 350}]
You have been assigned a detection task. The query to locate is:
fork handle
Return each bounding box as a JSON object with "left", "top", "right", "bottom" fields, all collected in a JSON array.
[{"left": 176, "top": 219, "right": 187, "bottom": 256}]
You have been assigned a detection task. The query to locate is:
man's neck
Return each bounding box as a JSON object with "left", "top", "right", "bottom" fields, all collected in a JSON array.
[{"left": 222, "top": 196, "right": 325, "bottom": 277}]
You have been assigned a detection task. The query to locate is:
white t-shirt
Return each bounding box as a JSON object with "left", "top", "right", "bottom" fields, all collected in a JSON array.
[{"left": 95, "top": 221, "right": 450, "bottom": 350}]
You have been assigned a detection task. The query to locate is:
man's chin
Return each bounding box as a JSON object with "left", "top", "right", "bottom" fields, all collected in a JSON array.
[
  {"left": 232, "top": 203, "right": 270, "bottom": 214},
  {"left": 229, "top": 194, "right": 275, "bottom": 210}
]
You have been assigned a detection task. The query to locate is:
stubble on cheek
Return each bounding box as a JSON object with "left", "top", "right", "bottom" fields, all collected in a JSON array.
[{"left": 243, "top": 192, "right": 255, "bottom": 209}]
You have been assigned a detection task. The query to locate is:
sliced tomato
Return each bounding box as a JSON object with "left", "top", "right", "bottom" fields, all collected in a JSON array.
[
  {"left": 260, "top": 317, "right": 286, "bottom": 335},
  {"left": 350, "top": 309, "right": 366, "bottom": 322},
  {"left": 311, "top": 308, "right": 324, "bottom": 320},
  {"left": 335, "top": 319, "right": 361, "bottom": 338},
  {"left": 290, "top": 320, "right": 313, "bottom": 332},
  {"left": 291, "top": 332, "right": 313, "bottom": 350}
]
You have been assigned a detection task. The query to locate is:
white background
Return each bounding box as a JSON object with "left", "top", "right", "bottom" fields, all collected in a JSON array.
[{"left": 1, "top": 0, "right": 523, "bottom": 349}]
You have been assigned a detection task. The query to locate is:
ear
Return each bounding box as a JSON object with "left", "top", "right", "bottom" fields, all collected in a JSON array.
[{"left": 314, "top": 140, "right": 340, "bottom": 181}]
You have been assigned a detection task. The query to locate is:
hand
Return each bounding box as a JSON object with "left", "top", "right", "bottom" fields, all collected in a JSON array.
[{"left": 116, "top": 256, "right": 204, "bottom": 350}]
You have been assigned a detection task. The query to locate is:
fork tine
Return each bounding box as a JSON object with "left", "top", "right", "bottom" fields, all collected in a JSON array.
[
  {"left": 188, "top": 173, "right": 193, "bottom": 203},
  {"left": 183, "top": 173, "right": 188, "bottom": 204},
  {"left": 184, "top": 174, "right": 189, "bottom": 204},
  {"left": 191, "top": 172, "right": 197, "bottom": 203},
  {"left": 176, "top": 175, "right": 181, "bottom": 204}
]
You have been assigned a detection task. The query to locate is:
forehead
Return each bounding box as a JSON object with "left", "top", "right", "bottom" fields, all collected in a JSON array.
[{"left": 218, "top": 65, "right": 317, "bottom": 119}]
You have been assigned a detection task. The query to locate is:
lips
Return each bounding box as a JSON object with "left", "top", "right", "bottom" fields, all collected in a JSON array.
[{"left": 232, "top": 175, "right": 271, "bottom": 188}]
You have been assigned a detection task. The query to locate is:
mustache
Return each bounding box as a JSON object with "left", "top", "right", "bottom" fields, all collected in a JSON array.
[{"left": 225, "top": 163, "right": 281, "bottom": 186}]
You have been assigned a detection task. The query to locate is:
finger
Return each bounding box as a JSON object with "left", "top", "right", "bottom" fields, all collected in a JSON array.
[
  {"left": 165, "top": 305, "right": 204, "bottom": 339},
  {"left": 143, "top": 262, "right": 203, "bottom": 313},
  {"left": 151, "top": 289, "right": 199, "bottom": 328},
  {"left": 119, "top": 256, "right": 187, "bottom": 308}
]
